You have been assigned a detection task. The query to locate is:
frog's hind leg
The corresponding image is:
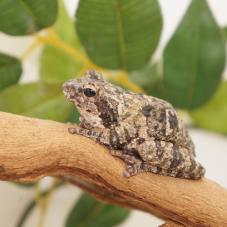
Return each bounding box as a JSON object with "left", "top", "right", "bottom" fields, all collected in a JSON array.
[
  {"left": 122, "top": 155, "right": 143, "bottom": 177},
  {"left": 109, "top": 149, "right": 143, "bottom": 177},
  {"left": 125, "top": 138, "right": 205, "bottom": 179}
]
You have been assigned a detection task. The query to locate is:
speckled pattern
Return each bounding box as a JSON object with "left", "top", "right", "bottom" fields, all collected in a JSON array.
[{"left": 63, "top": 70, "right": 205, "bottom": 179}]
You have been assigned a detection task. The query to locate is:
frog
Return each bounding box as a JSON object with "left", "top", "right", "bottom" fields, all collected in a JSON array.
[{"left": 62, "top": 70, "right": 205, "bottom": 179}]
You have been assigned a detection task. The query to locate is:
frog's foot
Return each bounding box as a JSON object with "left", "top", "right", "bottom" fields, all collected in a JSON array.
[
  {"left": 122, "top": 156, "right": 143, "bottom": 177},
  {"left": 68, "top": 127, "right": 98, "bottom": 139},
  {"left": 110, "top": 149, "right": 124, "bottom": 158},
  {"left": 123, "top": 163, "right": 143, "bottom": 177},
  {"left": 68, "top": 127, "right": 80, "bottom": 134},
  {"left": 109, "top": 150, "right": 137, "bottom": 164},
  {"left": 109, "top": 151, "right": 143, "bottom": 177}
]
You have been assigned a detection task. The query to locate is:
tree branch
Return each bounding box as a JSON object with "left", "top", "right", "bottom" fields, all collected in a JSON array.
[{"left": 0, "top": 111, "right": 227, "bottom": 226}]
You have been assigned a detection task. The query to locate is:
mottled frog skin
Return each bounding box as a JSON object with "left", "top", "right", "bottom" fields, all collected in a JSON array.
[{"left": 62, "top": 70, "right": 205, "bottom": 179}]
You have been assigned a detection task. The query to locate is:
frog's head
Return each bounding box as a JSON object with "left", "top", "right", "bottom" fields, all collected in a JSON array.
[{"left": 62, "top": 70, "right": 121, "bottom": 128}]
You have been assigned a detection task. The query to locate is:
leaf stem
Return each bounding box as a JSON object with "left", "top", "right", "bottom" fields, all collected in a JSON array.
[
  {"left": 20, "top": 28, "right": 144, "bottom": 93},
  {"left": 20, "top": 39, "right": 42, "bottom": 61},
  {"left": 35, "top": 178, "right": 59, "bottom": 227},
  {"left": 16, "top": 199, "right": 36, "bottom": 227},
  {"left": 16, "top": 180, "right": 64, "bottom": 227},
  {"left": 36, "top": 35, "right": 85, "bottom": 64},
  {"left": 105, "top": 71, "right": 145, "bottom": 92}
]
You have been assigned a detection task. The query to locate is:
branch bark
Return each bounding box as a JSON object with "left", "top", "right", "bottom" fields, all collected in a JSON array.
[{"left": 0, "top": 111, "right": 227, "bottom": 226}]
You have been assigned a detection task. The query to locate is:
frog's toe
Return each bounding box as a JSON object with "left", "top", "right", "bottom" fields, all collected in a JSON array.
[
  {"left": 123, "top": 163, "right": 142, "bottom": 177},
  {"left": 68, "top": 127, "right": 79, "bottom": 134}
]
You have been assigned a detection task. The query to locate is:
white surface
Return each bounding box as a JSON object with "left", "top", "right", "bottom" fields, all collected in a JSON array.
[{"left": 0, "top": 1, "right": 227, "bottom": 227}]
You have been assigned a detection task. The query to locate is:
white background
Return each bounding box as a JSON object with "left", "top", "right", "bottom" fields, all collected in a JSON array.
[{"left": 0, "top": 0, "right": 227, "bottom": 226}]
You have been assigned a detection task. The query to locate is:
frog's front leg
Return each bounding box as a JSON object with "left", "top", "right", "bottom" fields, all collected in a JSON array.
[
  {"left": 68, "top": 126, "right": 111, "bottom": 146},
  {"left": 68, "top": 127, "right": 99, "bottom": 139}
]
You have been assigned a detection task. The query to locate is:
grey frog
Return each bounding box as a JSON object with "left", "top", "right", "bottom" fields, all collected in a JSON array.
[{"left": 62, "top": 70, "right": 205, "bottom": 179}]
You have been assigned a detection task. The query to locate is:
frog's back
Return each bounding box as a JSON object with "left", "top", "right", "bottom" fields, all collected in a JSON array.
[{"left": 131, "top": 93, "right": 195, "bottom": 152}]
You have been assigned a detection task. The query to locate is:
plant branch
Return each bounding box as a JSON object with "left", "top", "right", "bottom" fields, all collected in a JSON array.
[
  {"left": 0, "top": 111, "right": 227, "bottom": 226},
  {"left": 19, "top": 28, "right": 144, "bottom": 93},
  {"left": 35, "top": 178, "right": 58, "bottom": 227},
  {"left": 37, "top": 29, "right": 144, "bottom": 93},
  {"left": 20, "top": 39, "right": 42, "bottom": 61}
]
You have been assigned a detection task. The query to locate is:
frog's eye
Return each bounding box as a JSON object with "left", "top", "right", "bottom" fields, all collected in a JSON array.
[{"left": 83, "top": 88, "right": 96, "bottom": 97}]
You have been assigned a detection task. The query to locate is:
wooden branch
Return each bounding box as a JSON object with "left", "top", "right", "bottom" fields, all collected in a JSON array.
[
  {"left": 159, "top": 221, "right": 184, "bottom": 227},
  {"left": 0, "top": 112, "right": 227, "bottom": 226}
]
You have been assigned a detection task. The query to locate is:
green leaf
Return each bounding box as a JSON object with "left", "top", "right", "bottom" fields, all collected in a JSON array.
[
  {"left": 163, "top": 0, "right": 225, "bottom": 109},
  {"left": 76, "top": 0, "right": 162, "bottom": 71},
  {"left": 54, "top": 0, "right": 80, "bottom": 47},
  {"left": 190, "top": 82, "right": 227, "bottom": 135},
  {"left": 0, "top": 82, "right": 75, "bottom": 122},
  {"left": 25, "top": 95, "right": 73, "bottom": 121},
  {"left": 40, "top": 46, "right": 82, "bottom": 83},
  {"left": 0, "top": 53, "right": 22, "bottom": 90},
  {"left": 67, "top": 106, "right": 80, "bottom": 123},
  {"left": 40, "top": 0, "right": 82, "bottom": 83},
  {"left": 65, "top": 193, "right": 130, "bottom": 227},
  {"left": 0, "top": 82, "right": 59, "bottom": 113},
  {"left": 223, "top": 26, "right": 227, "bottom": 41},
  {"left": 16, "top": 183, "right": 35, "bottom": 188},
  {"left": 0, "top": 0, "right": 58, "bottom": 36},
  {"left": 129, "top": 63, "right": 165, "bottom": 98}
]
